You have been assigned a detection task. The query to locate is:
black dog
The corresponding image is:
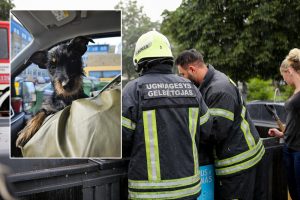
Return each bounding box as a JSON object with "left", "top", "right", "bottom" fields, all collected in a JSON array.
[{"left": 16, "top": 36, "right": 94, "bottom": 148}]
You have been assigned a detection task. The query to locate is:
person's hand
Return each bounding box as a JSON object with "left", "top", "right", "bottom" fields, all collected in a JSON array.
[{"left": 268, "top": 128, "right": 284, "bottom": 138}]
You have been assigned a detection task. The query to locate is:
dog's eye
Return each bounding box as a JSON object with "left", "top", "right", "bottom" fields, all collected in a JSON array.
[
  {"left": 49, "top": 57, "right": 57, "bottom": 64},
  {"left": 50, "top": 58, "right": 56, "bottom": 64}
]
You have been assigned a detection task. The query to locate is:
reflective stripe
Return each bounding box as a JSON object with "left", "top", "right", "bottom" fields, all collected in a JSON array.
[
  {"left": 209, "top": 108, "right": 234, "bottom": 121},
  {"left": 143, "top": 110, "right": 161, "bottom": 181},
  {"left": 128, "top": 174, "right": 200, "bottom": 189},
  {"left": 215, "top": 139, "right": 263, "bottom": 168},
  {"left": 228, "top": 78, "right": 237, "bottom": 87},
  {"left": 200, "top": 110, "right": 210, "bottom": 125},
  {"left": 241, "top": 105, "right": 246, "bottom": 117},
  {"left": 122, "top": 116, "right": 136, "bottom": 130},
  {"left": 189, "top": 107, "right": 199, "bottom": 174},
  {"left": 240, "top": 106, "right": 255, "bottom": 148},
  {"left": 215, "top": 142, "right": 265, "bottom": 176},
  {"left": 129, "top": 182, "right": 201, "bottom": 199}
]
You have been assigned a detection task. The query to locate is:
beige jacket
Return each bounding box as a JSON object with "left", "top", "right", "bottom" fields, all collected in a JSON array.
[{"left": 22, "top": 85, "right": 121, "bottom": 158}]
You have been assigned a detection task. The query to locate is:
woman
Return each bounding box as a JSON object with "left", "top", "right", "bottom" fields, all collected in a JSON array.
[{"left": 268, "top": 48, "right": 300, "bottom": 200}]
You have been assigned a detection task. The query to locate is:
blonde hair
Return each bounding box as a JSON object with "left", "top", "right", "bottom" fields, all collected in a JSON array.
[
  {"left": 285, "top": 48, "right": 300, "bottom": 72},
  {"left": 280, "top": 58, "right": 290, "bottom": 70}
]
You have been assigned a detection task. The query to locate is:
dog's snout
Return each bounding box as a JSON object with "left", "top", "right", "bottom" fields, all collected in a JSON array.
[
  {"left": 61, "top": 80, "right": 69, "bottom": 87},
  {"left": 57, "top": 76, "right": 70, "bottom": 88}
]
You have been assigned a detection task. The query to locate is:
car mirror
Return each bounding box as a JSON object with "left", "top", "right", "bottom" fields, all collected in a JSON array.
[{"left": 21, "top": 81, "right": 37, "bottom": 113}]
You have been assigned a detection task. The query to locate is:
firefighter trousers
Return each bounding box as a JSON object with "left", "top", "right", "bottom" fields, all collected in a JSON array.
[{"left": 215, "top": 160, "right": 266, "bottom": 200}]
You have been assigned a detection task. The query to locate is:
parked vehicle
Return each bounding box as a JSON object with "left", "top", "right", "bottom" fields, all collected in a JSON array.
[
  {"left": 0, "top": 21, "right": 9, "bottom": 86},
  {"left": 246, "top": 101, "right": 288, "bottom": 200},
  {"left": 0, "top": 21, "right": 10, "bottom": 126}
]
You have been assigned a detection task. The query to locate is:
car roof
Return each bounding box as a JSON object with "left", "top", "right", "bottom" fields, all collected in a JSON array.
[
  {"left": 247, "top": 100, "right": 285, "bottom": 106},
  {"left": 10, "top": 10, "right": 121, "bottom": 77}
]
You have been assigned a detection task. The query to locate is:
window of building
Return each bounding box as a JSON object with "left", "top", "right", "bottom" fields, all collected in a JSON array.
[{"left": 103, "top": 71, "right": 120, "bottom": 78}]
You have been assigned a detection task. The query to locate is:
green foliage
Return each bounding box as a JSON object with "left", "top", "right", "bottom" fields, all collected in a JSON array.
[
  {"left": 276, "top": 84, "right": 294, "bottom": 101},
  {"left": 115, "top": 0, "right": 160, "bottom": 80},
  {"left": 161, "top": 0, "right": 300, "bottom": 82},
  {"left": 0, "top": 0, "right": 14, "bottom": 21},
  {"left": 247, "top": 78, "right": 274, "bottom": 101},
  {"left": 247, "top": 78, "right": 294, "bottom": 101}
]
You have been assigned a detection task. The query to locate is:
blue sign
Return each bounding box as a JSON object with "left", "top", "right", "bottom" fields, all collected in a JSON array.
[
  {"left": 198, "top": 165, "right": 215, "bottom": 200},
  {"left": 87, "top": 44, "right": 109, "bottom": 52}
]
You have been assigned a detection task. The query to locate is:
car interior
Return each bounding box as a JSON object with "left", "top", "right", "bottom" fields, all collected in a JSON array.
[{"left": 10, "top": 10, "right": 121, "bottom": 157}]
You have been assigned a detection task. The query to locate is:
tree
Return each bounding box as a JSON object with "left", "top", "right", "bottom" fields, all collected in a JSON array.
[
  {"left": 247, "top": 78, "right": 274, "bottom": 101},
  {"left": 161, "top": 0, "right": 300, "bottom": 81},
  {"left": 0, "top": 0, "right": 14, "bottom": 21},
  {"left": 115, "top": 0, "right": 160, "bottom": 81}
]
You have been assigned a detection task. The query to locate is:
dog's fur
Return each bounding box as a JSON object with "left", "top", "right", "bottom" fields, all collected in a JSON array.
[{"left": 16, "top": 36, "right": 94, "bottom": 148}]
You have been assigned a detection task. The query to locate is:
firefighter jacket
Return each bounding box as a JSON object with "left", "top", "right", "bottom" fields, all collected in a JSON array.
[
  {"left": 199, "top": 65, "right": 265, "bottom": 177},
  {"left": 122, "top": 64, "right": 212, "bottom": 200}
]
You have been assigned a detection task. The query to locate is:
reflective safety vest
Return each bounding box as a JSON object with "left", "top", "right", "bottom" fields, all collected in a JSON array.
[
  {"left": 199, "top": 65, "right": 265, "bottom": 176},
  {"left": 122, "top": 64, "right": 212, "bottom": 199}
]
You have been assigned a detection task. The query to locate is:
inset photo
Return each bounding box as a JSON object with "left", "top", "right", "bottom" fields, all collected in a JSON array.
[{"left": 10, "top": 10, "right": 121, "bottom": 158}]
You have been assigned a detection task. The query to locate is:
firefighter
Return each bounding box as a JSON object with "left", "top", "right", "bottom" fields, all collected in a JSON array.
[
  {"left": 122, "top": 31, "right": 212, "bottom": 200},
  {"left": 175, "top": 49, "right": 266, "bottom": 200}
]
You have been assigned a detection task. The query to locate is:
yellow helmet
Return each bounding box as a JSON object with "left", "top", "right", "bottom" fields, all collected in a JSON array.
[{"left": 133, "top": 31, "right": 173, "bottom": 69}]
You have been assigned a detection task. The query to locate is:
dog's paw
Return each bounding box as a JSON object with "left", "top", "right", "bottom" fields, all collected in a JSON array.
[
  {"left": 16, "top": 112, "right": 47, "bottom": 148},
  {"left": 16, "top": 127, "right": 34, "bottom": 148}
]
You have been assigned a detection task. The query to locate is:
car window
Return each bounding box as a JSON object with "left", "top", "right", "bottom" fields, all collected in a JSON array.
[
  {"left": 0, "top": 28, "right": 8, "bottom": 59},
  {"left": 83, "top": 38, "right": 121, "bottom": 84}
]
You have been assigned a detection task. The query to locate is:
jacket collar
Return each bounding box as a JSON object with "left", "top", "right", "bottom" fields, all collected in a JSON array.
[
  {"left": 141, "top": 64, "right": 173, "bottom": 76},
  {"left": 200, "top": 64, "right": 215, "bottom": 90}
]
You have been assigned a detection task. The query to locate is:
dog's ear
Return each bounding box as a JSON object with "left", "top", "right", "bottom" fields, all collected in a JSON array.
[
  {"left": 68, "top": 36, "right": 95, "bottom": 56},
  {"left": 28, "top": 51, "right": 48, "bottom": 69}
]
